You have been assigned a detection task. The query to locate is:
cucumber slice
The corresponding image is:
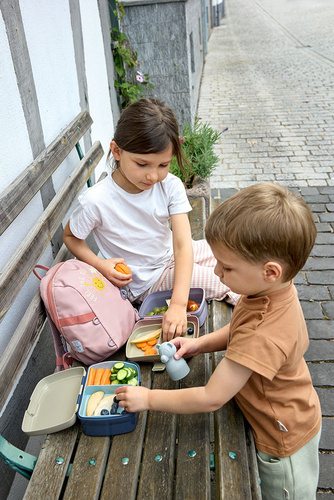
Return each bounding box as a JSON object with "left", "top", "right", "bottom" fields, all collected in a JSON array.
[
  {"left": 110, "top": 374, "right": 117, "bottom": 380},
  {"left": 116, "top": 369, "right": 128, "bottom": 381},
  {"left": 127, "top": 377, "right": 138, "bottom": 386},
  {"left": 123, "top": 367, "right": 133, "bottom": 379},
  {"left": 111, "top": 380, "right": 119, "bottom": 385},
  {"left": 113, "top": 362, "right": 125, "bottom": 371}
]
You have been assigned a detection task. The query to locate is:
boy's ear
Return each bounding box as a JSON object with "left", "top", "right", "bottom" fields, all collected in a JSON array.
[
  {"left": 263, "top": 262, "right": 282, "bottom": 282},
  {"left": 110, "top": 141, "right": 121, "bottom": 161}
]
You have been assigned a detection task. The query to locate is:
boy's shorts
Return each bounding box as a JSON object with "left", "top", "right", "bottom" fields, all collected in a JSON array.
[{"left": 257, "top": 427, "right": 321, "bottom": 500}]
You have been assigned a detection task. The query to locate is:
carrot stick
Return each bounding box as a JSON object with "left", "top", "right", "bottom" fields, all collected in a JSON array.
[
  {"left": 94, "top": 367, "right": 104, "bottom": 385},
  {"left": 100, "top": 368, "right": 111, "bottom": 385},
  {"left": 86, "top": 368, "right": 96, "bottom": 386}
]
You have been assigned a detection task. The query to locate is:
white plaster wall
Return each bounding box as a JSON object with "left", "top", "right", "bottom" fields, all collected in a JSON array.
[
  {"left": 80, "top": 0, "right": 114, "bottom": 179},
  {"left": 20, "top": 0, "right": 81, "bottom": 194},
  {"left": 0, "top": 12, "right": 32, "bottom": 189}
]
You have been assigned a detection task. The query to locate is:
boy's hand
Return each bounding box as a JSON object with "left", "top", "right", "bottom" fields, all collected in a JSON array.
[
  {"left": 98, "top": 258, "right": 132, "bottom": 287},
  {"left": 170, "top": 336, "right": 201, "bottom": 359},
  {"left": 162, "top": 303, "right": 187, "bottom": 341},
  {"left": 114, "top": 385, "right": 150, "bottom": 413}
]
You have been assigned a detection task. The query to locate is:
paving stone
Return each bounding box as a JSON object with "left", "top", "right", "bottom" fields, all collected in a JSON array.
[
  {"left": 316, "top": 388, "right": 334, "bottom": 416},
  {"left": 305, "top": 340, "right": 334, "bottom": 362},
  {"left": 307, "top": 320, "right": 334, "bottom": 340},
  {"left": 306, "top": 272, "right": 334, "bottom": 285},
  {"left": 296, "top": 285, "right": 331, "bottom": 301},
  {"left": 317, "top": 494, "right": 334, "bottom": 500},
  {"left": 320, "top": 213, "right": 334, "bottom": 223},
  {"left": 301, "top": 301, "right": 325, "bottom": 320},
  {"left": 309, "top": 362, "right": 334, "bottom": 386},
  {"left": 318, "top": 454, "right": 334, "bottom": 489},
  {"left": 294, "top": 272, "right": 307, "bottom": 285},
  {"left": 303, "top": 195, "right": 331, "bottom": 204},
  {"left": 311, "top": 245, "right": 334, "bottom": 258},
  {"left": 329, "top": 287, "right": 334, "bottom": 299},
  {"left": 309, "top": 203, "right": 327, "bottom": 212},
  {"left": 322, "top": 302, "right": 334, "bottom": 320},
  {"left": 320, "top": 188, "right": 334, "bottom": 195},
  {"left": 319, "top": 418, "right": 334, "bottom": 450},
  {"left": 303, "top": 258, "right": 334, "bottom": 271},
  {"left": 315, "top": 234, "right": 334, "bottom": 245},
  {"left": 315, "top": 222, "right": 333, "bottom": 233}
]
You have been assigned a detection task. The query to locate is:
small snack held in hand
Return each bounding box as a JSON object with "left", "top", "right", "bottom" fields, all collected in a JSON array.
[{"left": 115, "top": 263, "right": 131, "bottom": 275}]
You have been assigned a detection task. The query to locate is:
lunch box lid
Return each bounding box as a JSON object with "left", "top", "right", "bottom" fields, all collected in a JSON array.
[{"left": 22, "top": 366, "right": 86, "bottom": 436}]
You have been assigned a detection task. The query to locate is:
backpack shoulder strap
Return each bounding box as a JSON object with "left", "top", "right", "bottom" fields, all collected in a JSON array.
[{"left": 46, "top": 310, "right": 73, "bottom": 371}]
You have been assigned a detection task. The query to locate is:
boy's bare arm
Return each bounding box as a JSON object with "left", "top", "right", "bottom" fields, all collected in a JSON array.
[
  {"left": 172, "top": 322, "right": 230, "bottom": 359},
  {"left": 63, "top": 221, "right": 132, "bottom": 287},
  {"left": 115, "top": 357, "right": 252, "bottom": 414}
]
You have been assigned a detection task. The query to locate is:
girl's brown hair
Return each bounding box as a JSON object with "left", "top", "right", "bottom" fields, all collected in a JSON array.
[
  {"left": 108, "top": 98, "right": 188, "bottom": 174},
  {"left": 205, "top": 183, "right": 317, "bottom": 281}
]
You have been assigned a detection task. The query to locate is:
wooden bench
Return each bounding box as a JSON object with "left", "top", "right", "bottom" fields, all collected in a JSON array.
[{"left": 0, "top": 115, "right": 260, "bottom": 498}]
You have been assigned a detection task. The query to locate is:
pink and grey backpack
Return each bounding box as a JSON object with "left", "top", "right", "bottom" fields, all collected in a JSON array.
[{"left": 34, "top": 259, "right": 140, "bottom": 370}]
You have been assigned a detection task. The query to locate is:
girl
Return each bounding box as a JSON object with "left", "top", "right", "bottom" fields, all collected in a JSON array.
[{"left": 63, "top": 98, "right": 238, "bottom": 341}]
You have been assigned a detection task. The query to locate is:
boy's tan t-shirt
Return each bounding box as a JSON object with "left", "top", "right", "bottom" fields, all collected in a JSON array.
[{"left": 225, "top": 283, "right": 321, "bottom": 457}]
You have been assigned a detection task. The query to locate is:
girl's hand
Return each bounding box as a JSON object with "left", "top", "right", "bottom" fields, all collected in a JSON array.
[
  {"left": 98, "top": 258, "right": 132, "bottom": 287},
  {"left": 170, "top": 336, "right": 201, "bottom": 359},
  {"left": 162, "top": 303, "right": 187, "bottom": 342},
  {"left": 114, "top": 385, "right": 150, "bottom": 413}
]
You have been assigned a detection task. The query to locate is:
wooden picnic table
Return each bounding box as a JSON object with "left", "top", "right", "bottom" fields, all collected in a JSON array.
[{"left": 22, "top": 198, "right": 261, "bottom": 500}]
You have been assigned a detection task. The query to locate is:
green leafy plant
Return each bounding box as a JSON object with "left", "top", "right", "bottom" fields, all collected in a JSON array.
[
  {"left": 111, "top": 2, "right": 154, "bottom": 108},
  {"left": 170, "top": 120, "right": 222, "bottom": 188}
]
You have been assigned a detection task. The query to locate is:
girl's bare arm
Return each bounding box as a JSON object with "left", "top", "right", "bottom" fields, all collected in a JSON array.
[
  {"left": 63, "top": 221, "right": 132, "bottom": 287},
  {"left": 162, "top": 212, "right": 194, "bottom": 340}
]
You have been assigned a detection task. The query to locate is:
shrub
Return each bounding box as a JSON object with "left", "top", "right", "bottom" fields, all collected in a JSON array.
[{"left": 170, "top": 120, "right": 222, "bottom": 188}]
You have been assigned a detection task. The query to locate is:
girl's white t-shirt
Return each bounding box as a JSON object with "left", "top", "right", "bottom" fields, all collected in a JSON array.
[{"left": 69, "top": 173, "right": 192, "bottom": 297}]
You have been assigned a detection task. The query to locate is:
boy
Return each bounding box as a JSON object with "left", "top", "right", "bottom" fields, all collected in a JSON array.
[{"left": 115, "top": 183, "right": 322, "bottom": 500}]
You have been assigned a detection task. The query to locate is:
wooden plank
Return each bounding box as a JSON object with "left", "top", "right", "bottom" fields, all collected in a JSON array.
[
  {"left": 175, "top": 339, "right": 212, "bottom": 499},
  {"left": 189, "top": 197, "right": 206, "bottom": 240},
  {"left": 211, "top": 300, "right": 258, "bottom": 499},
  {"left": 100, "top": 363, "right": 152, "bottom": 500},
  {"left": 0, "top": 245, "right": 72, "bottom": 412},
  {"left": 22, "top": 424, "right": 80, "bottom": 500},
  {"left": 63, "top": 434, "right": 111, "bottom": 500},
  {"left": 245, "top": 422, "right": 262, "bottom": 499},
  {"left": 214, "top": 394, "right": 253, "bottom": 499},
  {"left": 0, "top": 110, "right": 92, "bottom": 236},
  {"left": 136, "top": 371, "right": 178, "bottom": 499},
  {"left": 0, "top": 141, "right": 103, "bottom": 324}
]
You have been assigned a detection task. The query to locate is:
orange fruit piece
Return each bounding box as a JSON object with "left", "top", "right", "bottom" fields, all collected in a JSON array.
[
  {"left": 135, "top": 342, "right": 147, "bottom": 349},
  {"left": 115, "top": 263, "right": 131, "bottom": 275},
  {"left": 144, "top": 348, "right": 157, "bottom": 355},
  {"left": 147, "top": 339, "right": 157, "bottom": 346}
]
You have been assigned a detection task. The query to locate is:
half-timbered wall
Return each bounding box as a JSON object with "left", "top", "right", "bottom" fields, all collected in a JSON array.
[{"left": 0, "top": 0, "right": 119, "bottom": 357}]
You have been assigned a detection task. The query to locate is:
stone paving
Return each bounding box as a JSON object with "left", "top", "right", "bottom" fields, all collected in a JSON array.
[{"left": 197, "top": 0, "right": 334, "bottom": 496}]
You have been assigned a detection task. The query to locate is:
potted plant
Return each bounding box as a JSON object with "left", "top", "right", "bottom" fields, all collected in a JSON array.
[{"left": 170, "top": 120, "right": 222, "bottom": 196}]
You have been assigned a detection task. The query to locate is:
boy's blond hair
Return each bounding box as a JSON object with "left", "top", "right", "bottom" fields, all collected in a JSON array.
[{"left": 205, "top": 183, "right": 317, "bottom": 281}]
